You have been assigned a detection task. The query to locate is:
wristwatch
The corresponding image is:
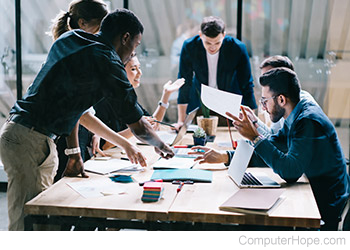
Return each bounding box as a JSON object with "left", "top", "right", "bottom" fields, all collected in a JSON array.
[
  {"left": 64, "top": 147, "right": 81, "bottom": 156},
  {"left": 158, "top": 100, "right": 169, "bottom": 109},
  {"left": 252, "top": 135, "right": 263, "bottom": 146}
]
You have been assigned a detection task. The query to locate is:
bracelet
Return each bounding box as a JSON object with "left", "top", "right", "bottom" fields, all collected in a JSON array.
[
  {"left": 252, "top": 120, "right": 258, "bottom": 125},
  {"left": 158, "top": 100, "right": 169, "bottom": 109},
  {"left": 64, "top": 147, "right": 81, "bottom": 156}
]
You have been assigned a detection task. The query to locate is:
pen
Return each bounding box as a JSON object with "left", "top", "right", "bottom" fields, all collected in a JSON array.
[
  {"left": 177, "top": 182, "right": 184, "bottom": 193},
  {"left": 153, "top": 120, "right": 175, "bottom": 128},
  {"left": 173, "top": 145, "right": 193, "bottom": 148}
]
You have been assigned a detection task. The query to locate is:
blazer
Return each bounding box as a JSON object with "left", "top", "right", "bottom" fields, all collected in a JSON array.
[{"left": 177, "top": 35, "right": 257, "bottom": 113}]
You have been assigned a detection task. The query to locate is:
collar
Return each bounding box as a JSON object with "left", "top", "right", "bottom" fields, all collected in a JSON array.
[{"left": 284, "top": 99, "right": 305, "bottom": 129}]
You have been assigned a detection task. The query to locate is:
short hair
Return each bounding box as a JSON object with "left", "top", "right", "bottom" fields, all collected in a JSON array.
[
  {"left": 259, "top": 67, "right": 301, "bottom": 104},
  {"left": 100, "top": 8, "right": 144, "bottom": 41},
  {"left": 260, "top": 55, "right": 295, "bottom": 71},
  {"left": 200, "top": 16, "right": 225, "bottom": 38}
]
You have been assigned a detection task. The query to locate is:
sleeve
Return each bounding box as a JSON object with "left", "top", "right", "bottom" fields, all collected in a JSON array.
[
  {"left": 177, "top": 41, "right": 194, "bottom": 104},
  {"left": 100, "top": 54, "right": 144, "bottom": 125},
  {"left": 236, "top": 44, "right": 257, "bottom": 109},
  {"left": 253, "top": 118, "right": 319, "bottom": 180}
]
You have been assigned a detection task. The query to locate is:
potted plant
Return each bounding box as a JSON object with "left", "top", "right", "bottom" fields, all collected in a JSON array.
[
  {"left": 193, "top": 127, "right": 207, "bottom": 146},
  {"left": 196, "top": 94, "right": 218, "bottom": 136}
]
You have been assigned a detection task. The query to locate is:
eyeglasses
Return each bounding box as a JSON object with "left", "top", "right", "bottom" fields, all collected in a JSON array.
[{"left": 260, "top": 95, "right": 277, "bottom": 108}]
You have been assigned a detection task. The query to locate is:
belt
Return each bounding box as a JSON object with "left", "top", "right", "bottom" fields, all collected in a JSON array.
[{"left": 8, "top": 114, "right": 60, "bottom": 141}]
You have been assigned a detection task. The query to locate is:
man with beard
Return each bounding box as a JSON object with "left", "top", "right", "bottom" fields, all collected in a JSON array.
[{"left": 189, "top": 67, "right": 349, "bottom": 231}]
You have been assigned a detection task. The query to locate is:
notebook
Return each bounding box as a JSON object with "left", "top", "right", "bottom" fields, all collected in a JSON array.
[
  {"left": 219, "top": 188, "right": 285, "bottom": 215},
  {"left": 228, "top": 139, "right": 280, "bottom": 188}
]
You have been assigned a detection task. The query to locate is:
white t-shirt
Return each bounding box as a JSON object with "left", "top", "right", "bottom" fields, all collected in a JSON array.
[{"left": 206, "top": 51, "right": 219, "bottom": 89}]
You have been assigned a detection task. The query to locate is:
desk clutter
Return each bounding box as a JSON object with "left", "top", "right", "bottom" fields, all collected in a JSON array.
[{"left": 141, "top": 181, "right": 164, "bottom": 202}]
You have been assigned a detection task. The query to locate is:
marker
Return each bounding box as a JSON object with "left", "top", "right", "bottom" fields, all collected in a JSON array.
[
  {"left": 173, "top": 145, "right": 193, "bottom": 148},
  {"left": 177, "top": 182, "right": 184, "bottom": 193}
]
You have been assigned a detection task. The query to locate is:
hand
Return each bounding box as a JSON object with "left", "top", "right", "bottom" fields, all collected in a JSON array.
[
  {"left": 154, "top": 143, "right": 174, "bottom": 159},
  {"left": 123, "top": 143, "right": 148, "bottom": 167},
  {"left": 171, "top": 121, "right": 183, "bottom": 131},
  {"left": 144, "top": 116, "right": 160, "bottom": 131},
  {"left": 63, "top": 154, "right": 89, "bottom": 178},
  {"left": 226, "top": 106, "right": 259, "bottom": 141},
  {"left": 91, "top": 135, "right": 106, "bottom": 157},
  {"left": 163, "top": 78, "right": 185, "bottom": 93},
  {"left": 188, "top": 146, "right": 228, "bottom": 164},
  {"left": 240, "top": 105, "right": 258, "bottom": 127}
]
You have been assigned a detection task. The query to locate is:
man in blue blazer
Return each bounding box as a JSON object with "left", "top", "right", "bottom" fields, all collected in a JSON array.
[{"left": 176, "top": 16, "right": 257, "bottom": 127}]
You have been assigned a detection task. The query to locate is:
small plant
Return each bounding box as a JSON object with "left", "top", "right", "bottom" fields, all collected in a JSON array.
[{"left": 193, "top": 127, "right": 206, "bottom": 138}]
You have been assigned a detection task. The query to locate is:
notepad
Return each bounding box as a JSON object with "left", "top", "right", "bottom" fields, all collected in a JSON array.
[
  {"left": 151, "top": 169, "right": 212, "bottom": 183},
  {"left": 219, "top": 188, "right": 285, "bottom": 215},
  {"left": 152, "top": 157, "right": 196, "bottom": 169},
  {"left": 84, "top": 158, "right": 140, "bottom": 175}
]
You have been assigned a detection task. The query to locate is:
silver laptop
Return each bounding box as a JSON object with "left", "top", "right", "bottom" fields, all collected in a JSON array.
[
  {"left": 228, "top": 139, "right": 280, "bottom": 188},
  {"left": 157, "top": 107, "right": 199, "bottom": 146}
]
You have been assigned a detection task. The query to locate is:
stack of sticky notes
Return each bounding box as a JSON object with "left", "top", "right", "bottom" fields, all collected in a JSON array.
[{"left": 141, "top": 182, "right": 164, "bottom": 202}]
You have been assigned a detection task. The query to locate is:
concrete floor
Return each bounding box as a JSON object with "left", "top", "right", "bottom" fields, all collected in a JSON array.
[{"left": 0, "top": 126, "right": 348, "bottom": 231}]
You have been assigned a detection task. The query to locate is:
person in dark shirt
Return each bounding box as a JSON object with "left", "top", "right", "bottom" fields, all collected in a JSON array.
[{"left": 0, "top": 9, "right": 174, "bottom": 231}]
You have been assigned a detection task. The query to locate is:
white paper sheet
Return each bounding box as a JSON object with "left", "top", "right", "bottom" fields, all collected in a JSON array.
[
  {"left": 201, "top": 84, "right": 242, "bottom": 120},
  {"left": 66, "top": 178, "right": 126, "bottom": 198},
  {"left": 152, "top": 157, "right": 196, "bottom": 169},
  {"left": 84, "top": 158, "right": 139, "bottom": 175}
]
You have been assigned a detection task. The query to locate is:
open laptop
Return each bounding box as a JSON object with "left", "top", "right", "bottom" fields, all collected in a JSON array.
[
  {"left": 228, "top": 139, "right": 280, "bottom": 188},
  {"left": 156, "top": 107, "right": 199, "bottom": 146}
]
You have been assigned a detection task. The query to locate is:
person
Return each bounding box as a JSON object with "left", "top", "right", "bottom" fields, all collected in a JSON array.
[
  {"left": 75, "top": 53, "right": 184, "bottom": 160},
  {"left": 242, "top": 55, "right": 318, "bottom": 137},
  {"left": 88, "top": 53, "right": 185, "bottom": 152},
  {"left": 0, "top": 8, "right": 174, "bottom": 231},
  {"left": 175, "top": 16, "right": 257, "bottom": 129},
  {"left": 49, "top": 0, "right": 110, "bottom": 182},
  {"left": 190, "top": 67, "right": 350, "bottom": 230}
]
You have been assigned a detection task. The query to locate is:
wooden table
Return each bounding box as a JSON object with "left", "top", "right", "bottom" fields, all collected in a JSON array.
[{"left": 24, "top": 127, "right": 321, "bottom": 230}]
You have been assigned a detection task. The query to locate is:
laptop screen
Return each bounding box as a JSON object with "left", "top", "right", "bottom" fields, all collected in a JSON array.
[
  {"left": 228, "top": 139, "right": 254, "bottom": 185},
  {"left": 171, "top": 107, "right": 199, "bottom": 145}
]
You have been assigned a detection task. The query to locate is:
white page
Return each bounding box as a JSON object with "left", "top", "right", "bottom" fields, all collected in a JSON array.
[
  {"left": 152, "top": 157, "right": 196, "bottom": 169},
  {"left": 84, "top": 158, "right": 138, "bottom": 175},
  {"left": 201, "top": 84, "right": 242, "bottom": 120},
  {"left": 66, "top": 178, "right": 126, "bottom": 198}
]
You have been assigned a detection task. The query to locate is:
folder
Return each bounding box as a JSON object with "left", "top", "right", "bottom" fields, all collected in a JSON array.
[
  {"left": 151, "top": 169, "right": 212, "bottom": 183},
  {"left": 219, "top": 188, "right": 285, "bottom": 215}
]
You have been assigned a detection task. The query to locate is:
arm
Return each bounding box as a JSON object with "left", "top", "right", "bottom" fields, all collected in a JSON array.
[
  {"left": 176, "top": 41, "right": 193, "bottom": 125},
  {"left": 235, "top": 44, "right": 257, "bottom": 109},
  {"left": 63, "top": 122, "right": 88, "bottom": 178},
  {"left": 79, "top": 112, "right": 147, "bottom": 167},
  {"left": 127, "top": 116, "right": 174, "bottom": 159},
  {"left": 153, "top": 78, "right": 185, "bottom": 122}
]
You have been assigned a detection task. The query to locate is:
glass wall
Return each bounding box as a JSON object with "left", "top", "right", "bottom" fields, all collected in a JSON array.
[
  {"left": 0, "top": 0, "right": 348, "bottom": 158},
  {"left": 0, "top": 0, "right": 16, "bottom": 126},
  {"left": 128, "top": 0, "right": 238, "bottom": 122}
]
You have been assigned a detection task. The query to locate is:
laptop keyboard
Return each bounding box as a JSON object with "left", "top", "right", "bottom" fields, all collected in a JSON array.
[{"left": 241, "top": 172, "right": 263, "bottom": 186}]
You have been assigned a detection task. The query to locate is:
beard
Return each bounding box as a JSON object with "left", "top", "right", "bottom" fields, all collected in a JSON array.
[{"left": 269, "top": 101, "right": 285, "bottom": 123}]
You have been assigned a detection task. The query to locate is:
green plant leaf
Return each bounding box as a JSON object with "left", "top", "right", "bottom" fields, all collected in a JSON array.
[{"left": 196, "top": 87, "right": 210, "bottom": 118}]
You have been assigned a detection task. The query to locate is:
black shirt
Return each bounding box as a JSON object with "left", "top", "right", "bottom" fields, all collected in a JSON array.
[{"left": 11, "top": 30, "right": 143, "bottom": 136}]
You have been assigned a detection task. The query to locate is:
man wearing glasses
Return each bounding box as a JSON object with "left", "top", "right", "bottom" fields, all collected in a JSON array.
[{"left": 191, "top": 67, "right": 349, "bottom": 231}]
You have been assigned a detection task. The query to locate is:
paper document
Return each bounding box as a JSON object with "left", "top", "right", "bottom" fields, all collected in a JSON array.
[
  {"left": 201, "top": 84, "right": 242, "bottom": 119},
  {"left": 152, "top": 157, "right": 196, "bottom": 169},
  {"left": 84, "top": 158, "right": 139, "bottom": 175},
  {"left": 66, "top": 178, "right": 126, "bottom": 198}
]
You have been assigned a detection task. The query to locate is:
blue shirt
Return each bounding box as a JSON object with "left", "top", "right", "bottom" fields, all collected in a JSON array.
[
  {"left": 11, "top": 30, "right": 143, "bottom": 136},
  {"left": 177, "top": 35, "right": 257, "bottom": 113},
  {"left": 250, "top": 99, "right": 349, "bottom": 222}
]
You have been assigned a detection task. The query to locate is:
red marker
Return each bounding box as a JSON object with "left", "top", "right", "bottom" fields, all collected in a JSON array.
[
  {"left": 173, "top": 145, "right": 192, "bottom": 148},
  {"left": 177, "top": 182, "right": 184, "bottom": 193}
]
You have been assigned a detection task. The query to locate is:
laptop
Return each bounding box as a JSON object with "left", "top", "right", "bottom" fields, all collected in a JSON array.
[
  {"left": 156, "top": 107, "right": 199, "bottom": 146},
  {"left": 228, "top": 139, "right": 280, "bottom": 188}
]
